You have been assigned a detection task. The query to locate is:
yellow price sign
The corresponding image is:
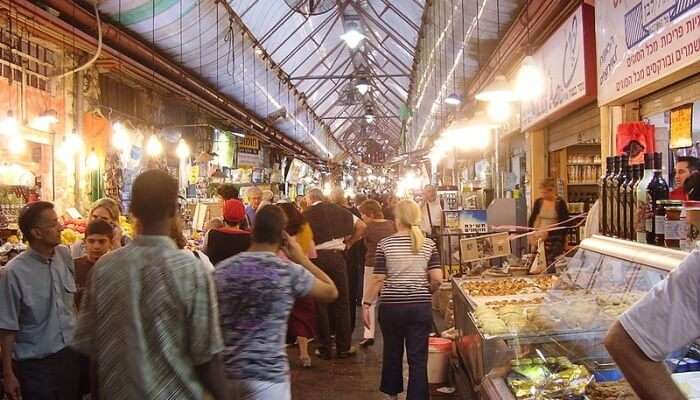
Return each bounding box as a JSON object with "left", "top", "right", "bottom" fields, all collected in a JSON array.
[{"left": 670, "top": 104, "right": 693, "bottom": 149}]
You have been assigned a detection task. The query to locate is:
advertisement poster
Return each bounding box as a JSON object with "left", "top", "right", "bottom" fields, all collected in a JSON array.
[
  {"left": 596, "top": 0, "right": 700, "bottom": 105},
  {"left": 670, "top": 103, "right": 694, "bottom": 148},
  {"left": 460, "top": 232, "right": 511, "bottom": 263},
  {"left": 520, "top": 5, "right": 596, "bottom": 129},
  {"left": 459, "top": 209, "right": 488, "bottom": 234}
]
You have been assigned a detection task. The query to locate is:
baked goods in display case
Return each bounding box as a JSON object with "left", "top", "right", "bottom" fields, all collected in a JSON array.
[
  {"left": 459, "top": 275, "right": 557, "bottom": 297},
  {"left": 472, "top": 293, "right": 645, "bottom": 337}
]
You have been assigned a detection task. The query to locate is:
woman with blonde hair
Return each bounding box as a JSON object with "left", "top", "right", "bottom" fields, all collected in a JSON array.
[
  {"left": 528, "top": 178, "right": 570, "bottom": 266},
  {"left": 71, "top": 197, "right": 126, "bottom": 258},
  {"left": 362, "top": 199, "right": 443, "bottom": 400}
]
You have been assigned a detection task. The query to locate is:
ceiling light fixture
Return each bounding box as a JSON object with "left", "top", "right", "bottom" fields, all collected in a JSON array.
[
  {"left": 146, "top": 135, "right": 163, "bottom": 157},
  {"left": 445, "top": 93, "right": 463, "bottom": 106},
  {"left": 86, "top": 149, "right": 100, "bottom": 171},
  {"left": 365, "top": 111, "right": 376, "bottom": 124},
  {"left": 515, "top": 55, "right": 544, "bottom": 101},
  {"left": 0, "top": 110, "right": 18, "bottom": 137},
  {"left": 341, "top": 25, "right": 365, "bottom": 49},
  {"left": 475, "top": 75, "right": 514, "bottom": 102},
  {"left": 355, "top": 77, "right": 370, "bottom": 95}
]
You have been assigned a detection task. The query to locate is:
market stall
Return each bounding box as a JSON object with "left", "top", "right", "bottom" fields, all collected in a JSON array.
[{"left": 451, "top": 235, "right": 689, "bottom": 399}]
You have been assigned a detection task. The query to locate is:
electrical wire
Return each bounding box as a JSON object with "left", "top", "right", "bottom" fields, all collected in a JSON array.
[{"left": 51, "top": 1, "right": 102, "bottom": 81}]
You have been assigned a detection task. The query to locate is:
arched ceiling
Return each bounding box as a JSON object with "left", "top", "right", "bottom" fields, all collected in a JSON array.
[{"left": 94, "top": 0, "right": 522, "bottom": 162}]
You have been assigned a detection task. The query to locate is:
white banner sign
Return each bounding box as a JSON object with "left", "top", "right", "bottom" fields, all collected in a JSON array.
[
  {"left": 520, "top": 6, "right": 593, "bottom": 129},
  {"left": 596, "top": 0, "right": 700, "bottom": 105}
]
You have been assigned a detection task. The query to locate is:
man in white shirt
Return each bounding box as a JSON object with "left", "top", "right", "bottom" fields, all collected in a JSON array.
[
  {"left": 604, "top": 250, "right": 700, "bottom": 399},
  {"left": 420, "top": 185, "right": 443, "bottom": 236}
]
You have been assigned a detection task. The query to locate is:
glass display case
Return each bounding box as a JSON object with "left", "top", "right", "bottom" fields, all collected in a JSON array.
[{"left": 452, "top": 235, "right": 688, "bottom": 399}]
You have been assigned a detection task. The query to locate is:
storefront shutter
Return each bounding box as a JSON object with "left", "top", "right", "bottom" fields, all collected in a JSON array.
[{"left": 547, "top": 102, "right": 600, "bottom": 152}]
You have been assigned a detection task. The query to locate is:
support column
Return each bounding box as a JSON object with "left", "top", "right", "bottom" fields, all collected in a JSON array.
[{"left": 527, "top": 129, "right": 547, "bottom": 206}]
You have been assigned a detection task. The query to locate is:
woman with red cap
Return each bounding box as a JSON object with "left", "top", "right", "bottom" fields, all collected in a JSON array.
[{"left": 205, "top": 199, "right": 252, "bottom": 265}]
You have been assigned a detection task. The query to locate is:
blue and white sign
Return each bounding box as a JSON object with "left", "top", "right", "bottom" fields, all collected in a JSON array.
[{"left": 596, "top": 0, "right": 700, "bottom": 105}]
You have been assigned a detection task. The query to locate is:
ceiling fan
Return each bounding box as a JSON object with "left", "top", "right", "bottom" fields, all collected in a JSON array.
[{"left": 284, "top": 0, "right": 336, "bottom": 17}]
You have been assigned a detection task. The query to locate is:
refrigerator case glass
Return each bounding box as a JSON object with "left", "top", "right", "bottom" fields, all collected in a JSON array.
[{"left": 452, "top": 236, "right": 688, "bottom": 398}]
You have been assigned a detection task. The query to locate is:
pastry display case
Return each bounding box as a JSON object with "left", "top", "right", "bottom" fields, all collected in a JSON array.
[{"left": 452, "top": 235, "right": 689, "bottom": 398}]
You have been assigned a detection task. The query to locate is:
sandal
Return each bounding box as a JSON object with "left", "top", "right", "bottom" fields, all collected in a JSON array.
[{"left": 300, "top": 355, "right": 312, "bottom": 368}]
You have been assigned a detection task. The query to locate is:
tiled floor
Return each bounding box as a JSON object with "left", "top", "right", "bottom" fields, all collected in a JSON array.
[{"left": 289, "top": 314, "right": 457, "bottom": 400}]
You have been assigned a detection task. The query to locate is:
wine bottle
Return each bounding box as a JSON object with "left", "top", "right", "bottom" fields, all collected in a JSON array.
[
  {"left": 606, "top": 156, "right": 621, "bottom": 236},
  {"left": 635, "top": 154, "right": 654, "bottom": 243},
  {"left": 599, "top": 157, "right": 614, "bottom": 235},
  {"left": 645, "top": 153, "right": 670, "bottom": 244},
  {"left": 625, "top": 164, "right": 642, "bottom": 240},
  {"left": 616, "top": 155, "right": 630, "bottom": 238}
]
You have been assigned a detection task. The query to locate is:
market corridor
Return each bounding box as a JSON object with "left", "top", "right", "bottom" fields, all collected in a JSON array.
[{"left": 289, "top": 316, "right": 459, "bottom": 400}]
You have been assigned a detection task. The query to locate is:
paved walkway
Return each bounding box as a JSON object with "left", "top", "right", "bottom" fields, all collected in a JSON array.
[{"left": 289, "top": 312, "right": 457, "bottom": 400}]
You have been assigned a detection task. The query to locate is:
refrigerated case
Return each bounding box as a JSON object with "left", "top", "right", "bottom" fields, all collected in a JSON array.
[{"left": 452, "top": 235, "right": 688, "bottom": 398}]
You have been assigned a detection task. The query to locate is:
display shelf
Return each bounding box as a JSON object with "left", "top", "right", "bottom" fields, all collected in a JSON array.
[
  {"left": 452, "top": 235, "right": 688, "bottom": 397},
  {"left": 567, "top": 182, "right": 598, "bottom": 186},
  {"left": 567, "top": 163, "right": 601, "bottom": 166}
]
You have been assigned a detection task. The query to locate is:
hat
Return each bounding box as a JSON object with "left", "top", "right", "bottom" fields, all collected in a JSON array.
[{"left": 222, "top": 199, "right": 246, "bottom": 225}]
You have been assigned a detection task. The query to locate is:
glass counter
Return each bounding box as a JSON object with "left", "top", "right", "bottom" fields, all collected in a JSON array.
[{"left": 452, "top": 235, "right": 689, "bottom": 398}]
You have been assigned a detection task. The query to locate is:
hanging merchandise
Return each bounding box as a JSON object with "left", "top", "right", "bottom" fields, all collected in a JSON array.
[
  {"left": 103, "top": 151, "right": 123, "bottom": 203},
  {"left": 616, "top": 122, "right": 656, "bottom": 164}
]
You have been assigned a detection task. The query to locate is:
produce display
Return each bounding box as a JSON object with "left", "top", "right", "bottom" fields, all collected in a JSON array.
[
  {"left": 506, "top": 356, "right": 592, "bottom": 399},
  {"left": 459, "top": 276, "right": 557, "bottom": 297},
  {"left": 473, "top": 293, "right": 644, "bottom": 336}
]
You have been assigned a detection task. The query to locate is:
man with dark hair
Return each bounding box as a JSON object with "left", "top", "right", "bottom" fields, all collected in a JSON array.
[
  {"left": 0, "top": 201, "right": 81, "bottom": 400},
  {"left": 671, "top": 156, "right": 700, "bottom": 200},
  {"left": 73, "top": 219, "right": 113, "bottom": 310},
  {"left": 304, "top": 187, "right": 363, "bottom": 359},
  {"left": 73, "top": 169, "right": 229, "bottom": 399},
  {"left": 216, "top": 183, "right": 239, "bottom": 200},
  {"left": 215, "top": 205, "right": 337, "bottom": 399}
]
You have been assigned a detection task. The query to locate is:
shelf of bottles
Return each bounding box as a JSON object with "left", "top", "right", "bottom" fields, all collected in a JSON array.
[
  {"left": 597, "top": 152, "right": 684, "bottom": 250},
  {"left": 567, "top": 154, "right": 602, "bottom": 185}
]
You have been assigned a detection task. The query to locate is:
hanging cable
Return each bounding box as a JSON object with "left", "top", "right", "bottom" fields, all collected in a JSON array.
[{"left": 51, "top": 1, "right": 102, "bottom": 81}]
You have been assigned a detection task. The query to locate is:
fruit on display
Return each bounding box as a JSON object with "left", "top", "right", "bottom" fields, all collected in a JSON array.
[
  {"left": 119, "top": 215, "right": 133, "bottom": 239},
  {"left": 61, "top": 229, "right": 83, "bottom": 246}
]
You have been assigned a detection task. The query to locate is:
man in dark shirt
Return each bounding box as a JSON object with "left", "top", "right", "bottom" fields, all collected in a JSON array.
[
  {"left": 303, "top": 188, "right": 365, "bottom": 359},
  {"left": 74, "top": 219, "right": 113, "bottom": 310}
]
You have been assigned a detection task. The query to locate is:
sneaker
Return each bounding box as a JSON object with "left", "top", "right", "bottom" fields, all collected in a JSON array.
[
  {"left": 337, "top": 346, "right": 357, "bottom": 359},
  {"left": 359, "top": 338, "right": 375, "bottom": 347}
]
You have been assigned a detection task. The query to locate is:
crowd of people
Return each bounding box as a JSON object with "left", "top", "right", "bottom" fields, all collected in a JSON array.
[{"left": 0, "top": 171, "right": 443, "bottom": 400}]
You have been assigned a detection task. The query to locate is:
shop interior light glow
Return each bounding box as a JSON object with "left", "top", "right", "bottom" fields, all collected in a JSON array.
[
  {"left": 322, "top": 182, "right": 332, "bottom": 197},
  {"left": 0, "top": 111, "right": 18, "bottom": 137},
  {"left": 486, "top": 99, "right": 512, "bottom": 123},
  {"left": 475, "top": 75, "right": 514, "bottom": 102},
  {"left": 515, "top": 56, "right": 544, "bottom": 101},
  {"left": 30, "top": 110, "right": 59, "bottom": 132},
  {"left": 146, "top": 135, "right": 163, "bottom": 157},
  {"left": 176, "top": 139, "right": 191, "bottom": 159},
  {"left": 111, "top": 122, "right": 130, "bottom": 152},
  {"left": 65, "top": 131, "right": 85, "bottom": 153},
  {"left": 86, "top": 150, "right": 99, "bottom": 171},
  {"left": 340, "top": 28, "right": 365, "bottom": 49},
  {"left": 8, "top": 135, "right": 25, "bottom": 155}
]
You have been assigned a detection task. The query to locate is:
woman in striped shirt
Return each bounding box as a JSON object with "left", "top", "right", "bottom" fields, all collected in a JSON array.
[{"left": 363, "top": 199, "right": 443, "bottom": 400}]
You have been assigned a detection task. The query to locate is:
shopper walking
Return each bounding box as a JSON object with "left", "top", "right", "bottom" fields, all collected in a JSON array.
[
  {"left": 363, "top": 199, "right": 443, "bottom": 400},
  {"left": 70, "top": 197, "right": 125, "bottom": 258},
  {"left": 217, "top": 183, "right": 248, "bottom": 230},
  {"left": 244, "top": 186, "right": 263, "bottom": 226},
  {"left": 72, "top": 169, "right": 229, "bottom": 400},
  {"left": 304, "top": 188, "right": 364, "bottom": 359},
  {"left": 528, "top": 178, "right": 570, "bottom": 266},
  {"left": 215, "top": 205, "right": 338, "bottom": 400},
  {"left": 0, "top": 201, "right": 81, "bottom": 400},
  {"left": 419, "top": 184, "right": 443, "bottom": 239},
  {"left": 206, "top": 198, "right": 251, "bottom": 265},
  {"left": 358, "top": 199, "right": 396, "bottom": 347},
  {"left": 330, "top": 187, "right": 367, "bottom": 331},
  {"left": 278, "top": 202, "right": 318, "bottom": 368}
]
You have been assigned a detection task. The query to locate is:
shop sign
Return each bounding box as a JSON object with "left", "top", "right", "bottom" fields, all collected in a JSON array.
[
  {"left": 670, "top": 103, "right": 694, "bottom": 148},
  {"left": 237, "top": 151, "right": 263, "bottom": 168},
  {"left": 520, "top": 5, "right": 596, "bottom": 130},
  {"left": 238, "top": 136, "right": 260, "bottom": 154},
  {"left": 460, "top": 232, "right": 511, "bottom": 263},
  {"left": 596, "top": 0, "right": 700, "bottom": 105}
]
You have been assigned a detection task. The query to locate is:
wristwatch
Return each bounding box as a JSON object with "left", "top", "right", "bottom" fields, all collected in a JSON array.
[{"left": 362, "top": 301, "right": 374, "bottom": 307}]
